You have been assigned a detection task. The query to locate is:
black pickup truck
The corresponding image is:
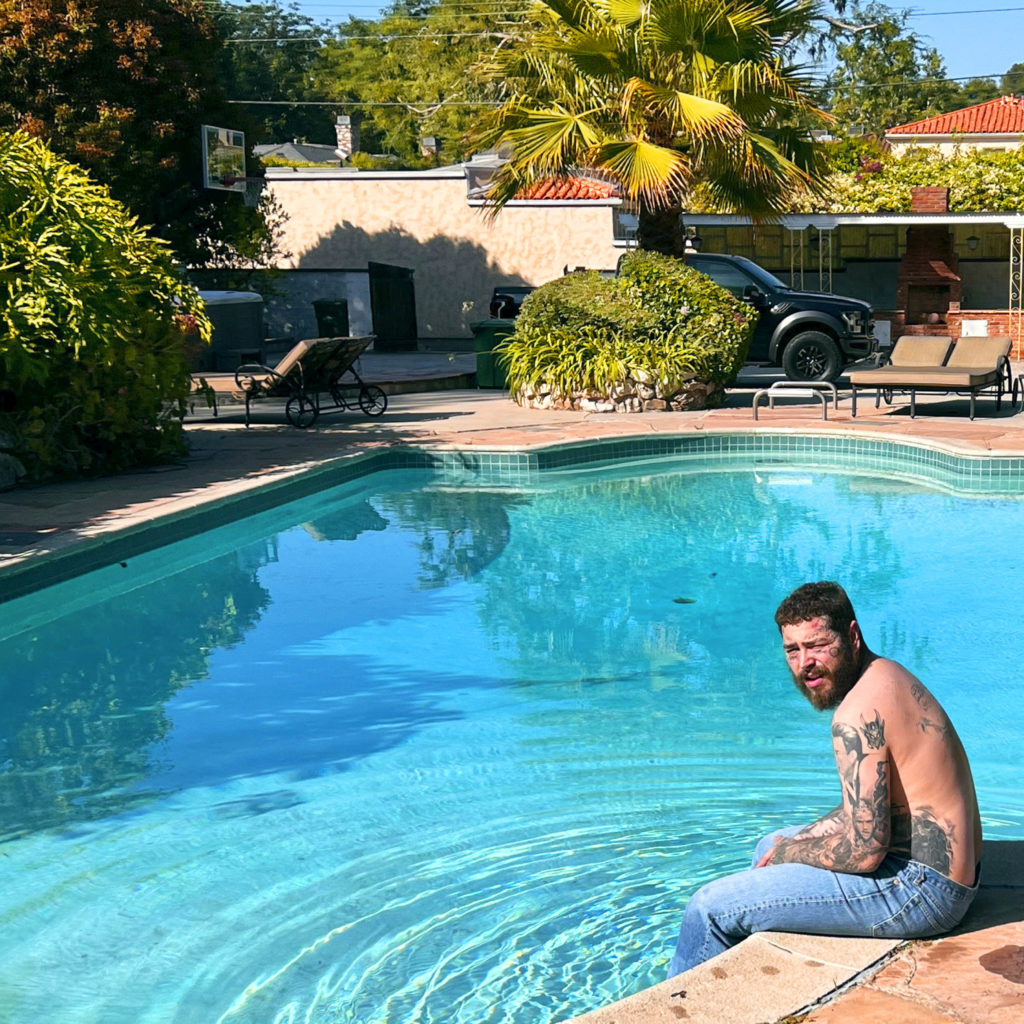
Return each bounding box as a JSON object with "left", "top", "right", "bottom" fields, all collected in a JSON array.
[{"left": 685, "top": 253, "right": 876, "bottom": 381}]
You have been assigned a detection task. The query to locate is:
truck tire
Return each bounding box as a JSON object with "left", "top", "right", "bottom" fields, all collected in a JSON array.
[{"left": 782, "top": 331, "right": 842, "bottom": 382}]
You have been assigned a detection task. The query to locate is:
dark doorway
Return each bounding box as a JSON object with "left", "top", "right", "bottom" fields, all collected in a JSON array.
[{"left": 368, "top": 262, "right": 417, "bottom": 351}]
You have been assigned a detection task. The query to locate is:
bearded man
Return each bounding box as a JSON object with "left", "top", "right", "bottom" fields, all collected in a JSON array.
[{"left": 667, "top": 581, "right": 982, "bottom": 977}]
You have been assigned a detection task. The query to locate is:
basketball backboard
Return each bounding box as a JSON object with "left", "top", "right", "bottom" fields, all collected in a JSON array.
[{"left": 202, "top": 125, "right": 246, "bottom": 192}]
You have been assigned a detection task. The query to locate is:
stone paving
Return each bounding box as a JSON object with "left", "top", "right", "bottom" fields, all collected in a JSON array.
[{"left": 2, "top": 349, "right": 1024, "bottom": 1023}]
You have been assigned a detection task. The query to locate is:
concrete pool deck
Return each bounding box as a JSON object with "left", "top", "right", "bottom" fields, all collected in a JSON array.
[{"left": 2, "top": 349, "right": 1024, "bottom": 1022}]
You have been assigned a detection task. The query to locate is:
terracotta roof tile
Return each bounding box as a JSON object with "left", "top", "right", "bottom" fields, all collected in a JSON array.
[
  {"left": 516, "top": 176, "right": 620, "bottom": 200},
  {"left": 888, "top": 95, "right": 1024, "bottom": 135}
]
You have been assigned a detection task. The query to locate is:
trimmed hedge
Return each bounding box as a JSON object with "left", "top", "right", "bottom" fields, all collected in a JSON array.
[
  {"left": 500, "top": 249, "right": 755, "bottom": 408},
  {"left": 0, "top": 132, "right": 210, "bottom": 481}
]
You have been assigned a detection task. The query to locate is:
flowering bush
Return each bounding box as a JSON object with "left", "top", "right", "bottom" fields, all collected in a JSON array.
[
  {"left": 795, "top": 145, "right": 1024, "bottom": 213},
  {"left": 0, "top": 132, "right": 211, "bottom": 480}
]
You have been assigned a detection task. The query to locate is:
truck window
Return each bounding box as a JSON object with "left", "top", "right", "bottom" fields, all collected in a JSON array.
[{"left": 690, "top": 261, "right": 756, "bottom": 299}]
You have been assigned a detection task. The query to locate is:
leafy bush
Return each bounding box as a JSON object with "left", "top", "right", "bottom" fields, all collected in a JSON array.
[
  {"left": 0, "top": 131, "right": 210, "bottom": 480},
  {"left": 500, "top": 250, "right": 755, "bottom": 406},
  {"left": 796, "top": 145, "right": 1024, "bottom": 213}
]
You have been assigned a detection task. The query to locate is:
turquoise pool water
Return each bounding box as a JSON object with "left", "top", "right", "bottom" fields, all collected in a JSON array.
[{"left": 2, "top": 455, "right": 1023, "bottom": 1024}]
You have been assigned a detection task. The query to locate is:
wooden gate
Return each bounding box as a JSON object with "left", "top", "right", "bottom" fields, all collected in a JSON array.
[{"left": 368, "top": 262, "right": 417, "bottom": 351}]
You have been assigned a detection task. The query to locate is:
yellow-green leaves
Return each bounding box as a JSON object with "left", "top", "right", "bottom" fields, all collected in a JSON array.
[
  {"left": 0, "top": 131, "right": 210, "bottom": 480},
  {"left": 467, "top": 0, "right": 829, "bottom": 246}
]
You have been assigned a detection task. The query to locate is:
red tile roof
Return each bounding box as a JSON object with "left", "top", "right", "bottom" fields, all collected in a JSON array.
[
  {"left": 888, "top": 94, "right": 1024, "bottom": 135},
  {"left": 516, "top": 176, "right": 620, "bottom": 200}
]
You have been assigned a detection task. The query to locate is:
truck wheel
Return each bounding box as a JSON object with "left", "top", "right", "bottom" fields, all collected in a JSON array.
[{"left": 782, "top": 331, "right": 842, "bottom": 382}]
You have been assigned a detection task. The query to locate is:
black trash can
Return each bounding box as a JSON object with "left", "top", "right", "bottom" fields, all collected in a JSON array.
[
  {"left": 313, "top": 299, "right": 350, "bottom": 338},
  {"left": 470, "top": 319, "right": 515, "bottom": 389}
]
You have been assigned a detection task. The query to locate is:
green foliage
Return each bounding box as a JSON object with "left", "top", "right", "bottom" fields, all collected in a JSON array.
[
  {"left": 259, "top": 156, "right": 338, "bottom": 168},
  {"left": 468, "top": 0, "right": 829, "bottom": 255},
  {"left": 804, "top": 146, "right": 1024, "bottom": 213},
  {"left": 0, "top": 0, "right": 273, "bottom": 267},
  {"left": 0, "top": 132, "right": 211, "bottom": 480},
  {"left": 211, "top": 2, "right": 334, "bottom": 145},
  {"left": 823, "top": 2, "right": 958, "bottom": 135},
  {"left": 823, "top": 135, "right": 888, "bottom": 174},
  {"left": 500, "top": 251, "right": 754, "bottom": 404},
  {"left": 312, "top": 0, "right": 509, "bottom": 164}
]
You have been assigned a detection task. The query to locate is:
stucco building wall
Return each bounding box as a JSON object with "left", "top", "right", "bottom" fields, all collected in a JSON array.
[{"left": 267, "top": 168, "right": 623, "bottom": 338}]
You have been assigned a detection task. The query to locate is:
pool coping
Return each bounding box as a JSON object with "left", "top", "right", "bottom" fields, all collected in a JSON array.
[{"left": 560, "top": 839, "right": 1024, "bottom": 1024}]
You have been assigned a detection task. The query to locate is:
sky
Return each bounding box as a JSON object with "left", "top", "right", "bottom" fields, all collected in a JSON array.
[{"left": 283, "top": 1, "right": 1024, "bottom": 86}]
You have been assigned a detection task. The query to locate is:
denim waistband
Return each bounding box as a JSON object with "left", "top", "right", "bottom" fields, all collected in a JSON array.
[{"left": 889, "top": 856, "right": 981, "bottom": 900}]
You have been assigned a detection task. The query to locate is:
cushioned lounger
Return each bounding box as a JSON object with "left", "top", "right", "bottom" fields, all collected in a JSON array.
[
  {"left": 192, "top": 335, "right": 378, "bottom": 427},
  {"left": 849, "top": 335, "right": 1011, "bottom": 420}
]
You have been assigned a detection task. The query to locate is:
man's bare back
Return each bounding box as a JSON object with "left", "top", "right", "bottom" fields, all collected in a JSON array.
[{"left": 832, "top": 657, "right": 981, "bottom": 884}]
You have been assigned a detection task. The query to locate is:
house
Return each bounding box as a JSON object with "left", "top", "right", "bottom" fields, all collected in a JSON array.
[
  {"left": 261, "top": 108, "right": 1024, "bottom": 356},
  {"left": 254, "top": 141, "right": 342, "bottom": 165},
  {"left": 263, "top": 161, "right": 627, "bottom": 343},
  {"left": 885, "top": 94, "right": 1024, "bottom": 156}
]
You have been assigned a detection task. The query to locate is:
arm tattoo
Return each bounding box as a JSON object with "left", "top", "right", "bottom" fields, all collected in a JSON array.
[
  {"left": 861, "top": 711, "right": 885, "bottom": 749},
  {"left": 910, "top": 682, "right": 933, "bottom": 710},
  {"left": 911, "top": 684, "right": 948, "bottom": 736},
  {"left": 794, "top": 805, "right": 845, "bottom": 839},
  {"left": 771, "top": 713, "right": 891, "bottom": 873}
]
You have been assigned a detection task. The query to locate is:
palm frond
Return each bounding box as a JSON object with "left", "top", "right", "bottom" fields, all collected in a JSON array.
[
  {"left": 589, "top": 138, "right": 691, "bottom": 207},
  {"left": 622, "top": 79, "right": 746, "bottom": 143}
]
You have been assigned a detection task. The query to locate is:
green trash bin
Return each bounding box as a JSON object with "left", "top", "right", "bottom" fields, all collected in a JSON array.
[
  {"left": 471, "top": 319, "right": 515, "bottom": 388},
  {"left": 313, "top": 299, "right": 350, "bottom": 338}
]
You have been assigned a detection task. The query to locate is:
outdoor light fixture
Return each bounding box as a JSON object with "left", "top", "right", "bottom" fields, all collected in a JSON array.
[{"left": 966, "top": 235, "right": 980, "bottom": 250}]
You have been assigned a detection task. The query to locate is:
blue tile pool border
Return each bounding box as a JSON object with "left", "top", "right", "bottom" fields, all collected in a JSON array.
[{"left": 3, "top": 431, "right": 1023, "bottom": 603}]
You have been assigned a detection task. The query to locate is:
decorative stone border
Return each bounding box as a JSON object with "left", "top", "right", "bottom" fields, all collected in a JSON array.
[{"left": 514, "top": 378, "right": 719, "bottom": 412}]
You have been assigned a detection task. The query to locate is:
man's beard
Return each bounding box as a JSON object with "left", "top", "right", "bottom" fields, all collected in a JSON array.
[{"left": 794, "top": 643, "right": 861, "bottom": 711}]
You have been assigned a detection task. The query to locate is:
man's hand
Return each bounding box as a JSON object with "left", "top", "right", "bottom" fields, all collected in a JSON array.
[{"left": 755, "top": 843, "right": 777, "bottom": 868}]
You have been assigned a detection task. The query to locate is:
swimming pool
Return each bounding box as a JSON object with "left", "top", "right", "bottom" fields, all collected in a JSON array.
[{"left": 2, "top": 448, "right": 1023, "bottom": 1024}]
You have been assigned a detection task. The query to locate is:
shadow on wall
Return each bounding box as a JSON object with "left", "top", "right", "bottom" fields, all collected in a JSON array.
[{"left": 293, "top": 221, "right": 535, "bottom": 339}]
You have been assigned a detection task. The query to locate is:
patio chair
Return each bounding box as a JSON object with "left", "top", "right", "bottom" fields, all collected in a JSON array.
[
  {"left": 192, "top": 335, "right": 385, "bottom": 428},
  {"left": 849, "top": 335, "right": 1011, "bottom": 420}
]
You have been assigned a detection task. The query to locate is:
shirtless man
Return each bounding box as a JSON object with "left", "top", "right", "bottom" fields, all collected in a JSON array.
[{"left": 667, "top": 581, "right": 982, "bottom": 976}]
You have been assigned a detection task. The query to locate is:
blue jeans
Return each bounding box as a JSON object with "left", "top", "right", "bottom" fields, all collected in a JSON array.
[{"left": 667, "top": 826, "right": 980, "bottom": 978}]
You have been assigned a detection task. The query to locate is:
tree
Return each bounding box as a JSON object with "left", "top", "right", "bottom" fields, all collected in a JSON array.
[
  {"left": 468, "top": 0, "right": 830, "bottom": 255},
  {"left": 823, "top": 1, "right": 958, "bottom": 134},
  {"left": 948, "top": 77, "right": 1001, "bottom": 111},
  {"left": 1001, "top": 62, "right": 1024, "bottom": 95},
  {"left": 212, "top": 1, "right": 334, "bottom": 145},
  {"left": 0, "top": 0, "right": 269, "bottom": 266},
  {"left": 0, "top": 132, "right": 210, "bottom": 479},
  {"left": 313, "top": 0, "right": 512, "bottom": 163}
]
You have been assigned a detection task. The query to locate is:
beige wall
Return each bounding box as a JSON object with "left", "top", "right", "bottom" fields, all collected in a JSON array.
[
  {"left": 267, "top": 168, "right": 623, "bottom": 338},
  {"left": 886, "top": 135, "right": 1023, "bottom": 157}
]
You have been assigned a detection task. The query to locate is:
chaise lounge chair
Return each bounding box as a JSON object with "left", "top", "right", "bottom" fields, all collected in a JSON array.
[
  {"left": 192, "top": 335, "right": 385, "bottom": 428},
  {"left": 849, "top": 335, "right": 1012, "bottom": 420}
]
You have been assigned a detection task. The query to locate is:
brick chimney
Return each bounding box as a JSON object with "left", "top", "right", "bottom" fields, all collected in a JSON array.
[
  {"left": 335, "top": 115, "right": 359, "bottom": 161},
  {"left": 896, "top": 187, "right": 961, "bottom": 327},
  {"left": 910, "top": 187, "right": 949, "bottom": 214}
]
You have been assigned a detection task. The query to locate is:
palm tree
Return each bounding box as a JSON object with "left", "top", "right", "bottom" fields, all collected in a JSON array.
[{"left": 468, "top": 0, "right": 831, "bottom": 255}]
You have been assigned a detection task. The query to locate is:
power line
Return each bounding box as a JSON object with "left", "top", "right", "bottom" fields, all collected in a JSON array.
[{"left": 228, "top": 98, "right": 499, "bottom": 105}]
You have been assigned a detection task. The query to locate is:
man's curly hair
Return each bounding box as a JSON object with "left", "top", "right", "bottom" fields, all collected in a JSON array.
[{"left": 774, "top": 581, "right": 857, "bottom": 637}]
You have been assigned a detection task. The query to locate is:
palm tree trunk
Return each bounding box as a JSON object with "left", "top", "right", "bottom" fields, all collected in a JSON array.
[{"left": 637, "top": 204, "right": 686, "bottom": 258}]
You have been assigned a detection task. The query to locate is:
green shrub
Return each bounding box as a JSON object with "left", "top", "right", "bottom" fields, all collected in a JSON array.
[
  {"left": 500, "top": 249, "right": 755, "bottom": 406},
  {"left": 0, "top": 132, "right": 210, "bottom": 480},
  {"left": 791, "top": 145, "right": 1024, "bottom": 213}
]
